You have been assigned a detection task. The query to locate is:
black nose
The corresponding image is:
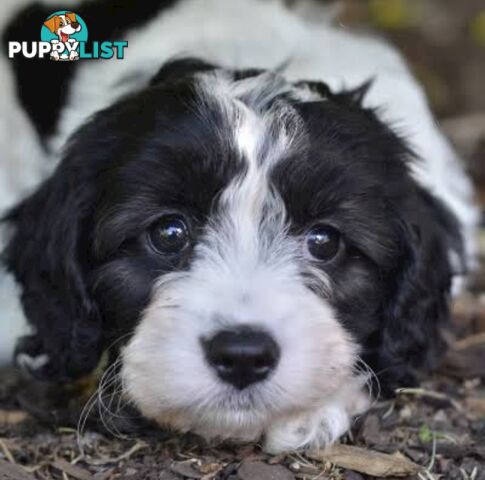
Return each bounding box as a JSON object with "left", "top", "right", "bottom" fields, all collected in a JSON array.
[
  {"left": 202, "top": 328, "right": 280, "bottom": 390},
  {"left": 71, "top": 21, "right": 80, "bottom": 29}
]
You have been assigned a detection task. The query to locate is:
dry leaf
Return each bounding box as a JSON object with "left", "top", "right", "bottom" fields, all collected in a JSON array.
[
  {"left": 307, "top": 444, "right": 422, "bottom": 477},
  {"left": 454, "top": 332, "right": 485, "bottom": 351},
  {"left": 0, "top": 410, "right": 29, "bottom": 426}
]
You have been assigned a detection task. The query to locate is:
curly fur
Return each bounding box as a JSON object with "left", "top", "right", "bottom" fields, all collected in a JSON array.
[{"left": 0, "top": 0, "right": 475, "bottom": 453}]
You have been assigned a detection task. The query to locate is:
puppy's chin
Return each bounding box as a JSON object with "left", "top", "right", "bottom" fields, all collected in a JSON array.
[
  {"left": 122, "top": 359, "right": 366, "bottom": 450},
  {"left": 132, "top": 402, "right": 269, "bottom": 443}
]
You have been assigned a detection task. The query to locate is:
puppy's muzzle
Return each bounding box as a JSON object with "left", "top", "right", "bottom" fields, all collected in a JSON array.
[{"left": 202, "top": 327, "right": 280, "bottom": 390}]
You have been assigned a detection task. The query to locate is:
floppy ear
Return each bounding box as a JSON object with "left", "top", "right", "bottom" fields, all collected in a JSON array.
[
  {"left": 3, "top": 159, "right": 103, "bottom": 382},
  {"left": 374, "top": 188, "right": 464, "bottom": 394},
  {"left": 65, "top": 12, "right": 77, "bottom": 23},
  {"left": 43, "top": 16, "right": 59, "bottom": 33}
]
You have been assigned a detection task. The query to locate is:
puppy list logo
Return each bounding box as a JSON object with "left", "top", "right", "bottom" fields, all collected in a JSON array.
[{"left": 8, "top": 11, "right": 128, "bottom": 61}]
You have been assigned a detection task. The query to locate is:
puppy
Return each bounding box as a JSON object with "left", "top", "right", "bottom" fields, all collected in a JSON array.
[
  {"left": 1, "top": 0, "right": 478, "bottom": 453},
  {"left": 43, "top": 12, "right": 81, "bottom": 61}
]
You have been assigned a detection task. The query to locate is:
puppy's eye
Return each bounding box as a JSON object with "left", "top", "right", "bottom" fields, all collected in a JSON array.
[
  {"left": 148, "top": 215, "right": 189, "bottom": 254},
  {"left": 306, "top": 225, "right": 341, "bottom": 261}
]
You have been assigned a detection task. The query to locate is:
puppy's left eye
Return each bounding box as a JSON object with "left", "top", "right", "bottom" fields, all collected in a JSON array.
[
  {"left": 148, "top": 215, "right": 190, "bottom": 254},
  {"left": 306, "top": 225, "right": 341, "bottom": 261}
]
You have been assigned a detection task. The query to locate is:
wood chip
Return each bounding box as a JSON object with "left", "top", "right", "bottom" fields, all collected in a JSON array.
[
  {"left": 52, "top": 459, "right": 94, "bottom": 480},
  {"left": 170, "top": 460, "right": 204, "bottom": 479},
  {"left": 307, "top": 444, "right": 422, "bottom": 477},
  {"left": 465, "top": 396, "right": 485, "bottom": 417},
  {"left": 238, "top": 460, "right": 295, "bottom": 480},
  {"left": 0, "top": 460, "right": 35, "bottom": 480}
]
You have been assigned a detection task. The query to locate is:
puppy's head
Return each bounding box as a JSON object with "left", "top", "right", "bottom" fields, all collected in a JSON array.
[{"left": 3, "top": 59, "right": 463, "bottom": 441}]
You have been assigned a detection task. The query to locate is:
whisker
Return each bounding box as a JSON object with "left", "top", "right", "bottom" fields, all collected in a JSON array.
[
  {"left": 95, "top": 359, "right": 129, "bottom": 438},
  {"left": 76, "top": 354, "right": 136, "bottom": 454},
  {"left": 354, "top": 356, "right": 381, "bottom": 406},
  {"left": 77, "top": 390, "right": 100, "bottom": 455}
]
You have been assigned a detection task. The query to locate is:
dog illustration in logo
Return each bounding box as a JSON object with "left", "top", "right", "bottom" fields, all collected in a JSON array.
[{"left": 43, "top": 12, "right": 82, "bottom": 61}]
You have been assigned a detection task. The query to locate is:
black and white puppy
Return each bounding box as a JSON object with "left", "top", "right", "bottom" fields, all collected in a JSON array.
[{"left": 0, "top": 0, "right": 478, "bottom": 453}]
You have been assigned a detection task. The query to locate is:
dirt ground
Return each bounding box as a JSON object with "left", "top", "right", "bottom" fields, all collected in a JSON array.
[{"left": 1, "top": 1, "right": 485, "bottom": 479}]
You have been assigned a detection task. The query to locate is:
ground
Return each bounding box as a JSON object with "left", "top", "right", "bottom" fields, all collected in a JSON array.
[{"left": 1, "top": 1, "right": 485, "bottom": 479}]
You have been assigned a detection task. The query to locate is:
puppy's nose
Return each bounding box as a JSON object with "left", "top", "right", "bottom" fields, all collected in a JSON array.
[
  {"left": 202, "top": 328, "right": 280, "bottom": 390},
  {"left": 71, "top": 21, "right": 80, "bottom": 29}
]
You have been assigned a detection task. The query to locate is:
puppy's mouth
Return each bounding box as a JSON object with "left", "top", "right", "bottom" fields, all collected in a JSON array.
[{"left": 61, "top": 32, "right": 69, "bottom": 42}]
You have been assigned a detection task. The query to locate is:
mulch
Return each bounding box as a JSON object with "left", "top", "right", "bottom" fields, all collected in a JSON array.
[{"left": 1, "top": 312, "right": 485, "bottom": 479}]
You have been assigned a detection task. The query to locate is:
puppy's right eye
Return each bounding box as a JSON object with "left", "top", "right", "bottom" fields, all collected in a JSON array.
[{"left": 148, "top": 215, "right": 190, "bottom": 254}]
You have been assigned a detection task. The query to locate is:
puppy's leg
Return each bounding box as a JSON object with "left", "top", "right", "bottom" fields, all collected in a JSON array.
[
  {"left": 264, "top": 404, "right": 351, "bottom": 453},
  {"left": 264, "top": 380, "right": 370, "bottom": 453}
]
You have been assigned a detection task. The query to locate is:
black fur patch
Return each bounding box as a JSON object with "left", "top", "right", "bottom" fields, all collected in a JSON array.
[{"left": 2, "top": 0, "right": 180, "bottom": 142}]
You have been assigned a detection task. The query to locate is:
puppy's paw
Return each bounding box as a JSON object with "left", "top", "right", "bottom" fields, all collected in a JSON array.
[
  {"left": 50, "top": 51, "right": 60, "bottom": 61},
  {"left": 264, "top": 378, "right": 372, "bottom": 453},
  {"left": 14, "top": 334, "right": 50, "bottom": 378},
  {"left": 69, "top": 50, "right": 79, "bottom": 61},
  {"left": 13, "top": 332, "right": 101, "bottom": 382},
  {"left": 264, "top": 404, "right": 350, "bottom": 453}
]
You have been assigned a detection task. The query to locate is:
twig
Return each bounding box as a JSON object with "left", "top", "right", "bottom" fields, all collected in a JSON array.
[
  {"left": 83, "top": 441, "right": 147, "bottom": 466},
  {"left": 454, "top": 332, "right": 485, "bottom": 351},
  {"left": 396, "top": 388, "right": 462, "bottom": 411},
  {"left": 0, "top": 438, "right": 16, "bottom": 464},
  {"left": 426, "top": 432, "right": 437, "bottom": 472}
]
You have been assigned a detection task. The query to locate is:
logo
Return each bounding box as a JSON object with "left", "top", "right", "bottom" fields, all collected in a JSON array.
[
  {"left": 41, "top": 11, "right": 88, "bottom": 61},
  {"left": 8, "top": 10, "right": 128, "bottom": 61}
]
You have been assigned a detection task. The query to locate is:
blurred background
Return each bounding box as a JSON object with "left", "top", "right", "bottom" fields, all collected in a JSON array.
[{"left": 331, "top": 0, "right": 485, "bottom": 208}]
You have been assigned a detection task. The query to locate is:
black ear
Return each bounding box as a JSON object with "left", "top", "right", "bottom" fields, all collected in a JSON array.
[
  {"left": 150, "top": 57, "right": 218, "bottom": 86},
  {"left": 294, "top": 79, "right": 374, "bottom": 107},
  {"left": 333, "top": 79, "right": 374, "bottom": 107},
  {"left": 3, "top": 158, "right": 103, "bottom": 382},
  {"left": 374, "top": 188, "right": 464, "bottom": 395}
]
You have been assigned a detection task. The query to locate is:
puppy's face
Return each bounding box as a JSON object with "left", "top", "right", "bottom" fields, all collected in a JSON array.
[
  {"left": 5, "top": 61, "right": 461, "bottom": 445},
  {"left": 93, "top": 71, "right": 361, "bottom": 439}
]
